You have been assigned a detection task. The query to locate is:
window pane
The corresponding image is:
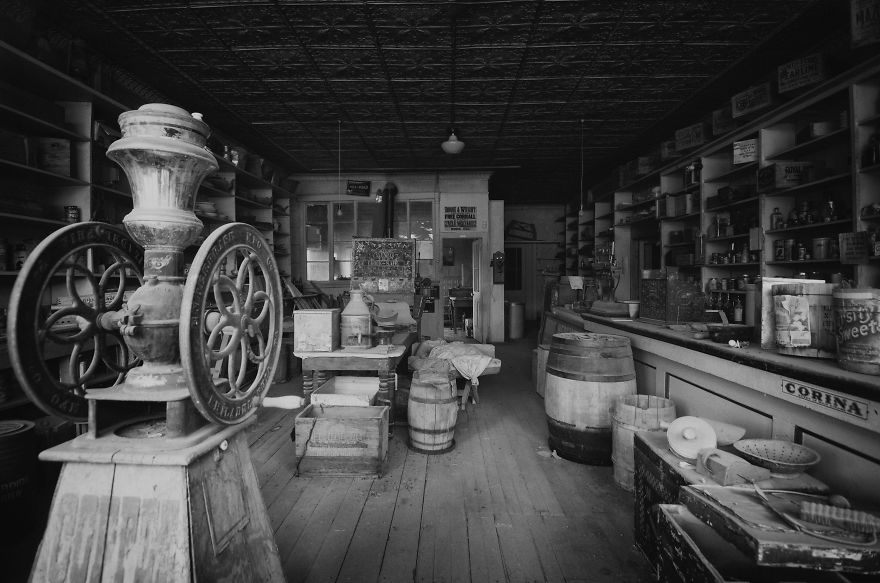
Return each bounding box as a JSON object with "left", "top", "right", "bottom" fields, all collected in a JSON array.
[
  {"left": 410, "top": 201, "right": 433, "bottom": 240},
  {"left": 307, "top": 262, "right": 330, "bottom": 281},
  {"left": 334, "top": 242, "right": 353, "bottom": 261},
  {"left": 356, "top": 202, "right": 375, "bottom": 237},
  {"left": 393, "top": 200, "right": 408, "bottom": 239},
  {"left": 306, "top": 203, "right": 330, "bottom": 279},
  {"left": 336, "top": 261, "right": 352, "bottom": 279}
]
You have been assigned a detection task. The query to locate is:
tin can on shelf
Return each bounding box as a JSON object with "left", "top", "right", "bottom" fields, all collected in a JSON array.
[
  {"left": 784, "top": 238, "right": 796, "bottom": 261},
  {"left": 64, "top": 205, "right": 81, "bottom": 223},
  {"left": 774, "top": 240, "right": 785, "bottom": 261},
  {"left": 720, "top": 278, "right": 728, "bottom": 291},
  {"left": 812, "top": 237, "right": 830, "bottom": 260}
]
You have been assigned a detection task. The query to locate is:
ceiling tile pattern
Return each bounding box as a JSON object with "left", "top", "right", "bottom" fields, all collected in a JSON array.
[{"left": 39, "top": 0, "right": 823, "bottom": 197}]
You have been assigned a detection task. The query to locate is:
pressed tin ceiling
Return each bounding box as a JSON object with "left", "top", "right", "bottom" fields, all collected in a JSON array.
[{"left": 34, "top": 0, "right": 843, "bottom": 201}]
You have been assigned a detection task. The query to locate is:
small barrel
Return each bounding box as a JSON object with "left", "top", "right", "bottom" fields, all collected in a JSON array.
[
  {"left": 408, "top": 377, "right": 458, "bottom": 453},
  {"left": 773, "top": 282, "right": 838, "bottom": 359},
  {"left": 545, "top": 332, "right": 637, "bottom": 465},
  {"left": 611, "top": 395, "right": 676, "bottom": 491},
  {"left": 0, "top": 420, "right": 37, "bottom": 524},
  {"left": 833, "top": 288, "right": 880, "bottom": 376}
]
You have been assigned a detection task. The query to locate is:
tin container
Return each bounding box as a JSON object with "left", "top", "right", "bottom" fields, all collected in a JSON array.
[
  {"left": 784, "top": 238, "right": 796, "bottom": 262},
  {"left": 812, "top": 237, "right": 830, "bottom": 260},
  {"left": 774, "top": 240, "right": 785, "bottom": 261},
  {"left": 64, "top": 205, "right": 81, "bottom": 223}
]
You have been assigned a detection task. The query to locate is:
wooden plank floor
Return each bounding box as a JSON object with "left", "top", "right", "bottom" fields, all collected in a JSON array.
[{"left": 251, "top": 335, "right": 654, "bottom": 583}]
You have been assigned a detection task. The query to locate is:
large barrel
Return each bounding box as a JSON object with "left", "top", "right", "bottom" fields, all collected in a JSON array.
[
  {"left": 0, "top": 420, "right": 37, "bottom": 525},
  {"left": 545, "top": 332, "right": 637, "bottom": 465},
  {"left": 408, "top": 376, "right": 458, "bottom": 453},
  {"left": 833, "top": 288, "right": 880, "bottom": 376},
  {"left": 773, "top": 282, "right": 838, "bottom": 359},
  {"left": 611, "top": 395, "right": 676, "bottom": 491}
]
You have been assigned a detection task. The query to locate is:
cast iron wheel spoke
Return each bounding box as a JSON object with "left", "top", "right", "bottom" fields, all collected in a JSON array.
[
  {"left": 180, "top": 223, "right": 282, "bottom": 425},
  {"left": 8, "top": 223, "right": 144, "bottom": 421}
]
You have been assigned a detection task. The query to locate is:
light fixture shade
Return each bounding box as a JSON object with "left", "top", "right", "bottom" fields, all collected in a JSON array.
[{"left": 441, "top": 131, "right": 465, "bottom": 154}]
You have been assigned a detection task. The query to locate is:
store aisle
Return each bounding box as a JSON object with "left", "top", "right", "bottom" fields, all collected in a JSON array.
[{"left": 252, "top": 330, "right": 653, "bottom": 582}]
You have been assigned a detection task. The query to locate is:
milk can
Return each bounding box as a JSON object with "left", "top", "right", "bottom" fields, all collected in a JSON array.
[{"left": 341, "top": 289, "right": 373, "bottom": 348}]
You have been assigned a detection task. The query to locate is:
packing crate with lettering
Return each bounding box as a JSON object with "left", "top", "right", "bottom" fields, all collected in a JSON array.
[{"left": 293, "top": 404, "right": 389, "bottom": 477}]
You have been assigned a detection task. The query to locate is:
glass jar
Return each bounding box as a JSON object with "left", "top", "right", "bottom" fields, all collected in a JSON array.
[{"left": 770, "top": 207, "right": 783, "bottom": 230}]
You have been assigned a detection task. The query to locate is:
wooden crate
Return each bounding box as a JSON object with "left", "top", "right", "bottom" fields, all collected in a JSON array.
[
  {"left": 293, "top": 308, "right": 340, "bottom": 352},
  {"left": 311, "top": 375, "right": 381, "bottom": 407},
  {"left": 293, "top": 404, "right": 389, "bottom": 477},
  {"left": 680, "top": 485, "right": 880, "bottom": 574},
  {"left": 633, "top": 432, "right": 828, "bottom": 571},
  {"left": 654, "top": 504, "right": 867, "bottom": 582}
]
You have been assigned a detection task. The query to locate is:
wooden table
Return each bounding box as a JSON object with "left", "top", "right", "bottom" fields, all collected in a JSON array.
[{"left": 294, "top": 331, "right": 417, "bottom": 430}]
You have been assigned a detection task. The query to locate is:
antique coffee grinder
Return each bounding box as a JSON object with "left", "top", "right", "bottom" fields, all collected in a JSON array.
[{"left": 7, "top": 104, "right": 284, "bottom": 581}]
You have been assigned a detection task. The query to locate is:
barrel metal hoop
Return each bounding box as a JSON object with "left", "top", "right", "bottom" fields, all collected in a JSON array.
[
  {"left": 410, "top": 426, "right": 453, "bottom": 435},
  {"left": 409, "top": 395, "right": 457, "bottom": 405},
  {"left": 545, "top": 367, "right": 635, "bottom": 383}
]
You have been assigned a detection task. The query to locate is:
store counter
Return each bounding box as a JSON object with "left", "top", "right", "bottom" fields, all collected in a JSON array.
[{"left": 541, "top": 307, "right": 880, "bottom": 506}]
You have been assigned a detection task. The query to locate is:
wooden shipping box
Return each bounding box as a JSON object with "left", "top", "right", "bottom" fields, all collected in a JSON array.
[
  {"left": 293, "top": 404, "right": 389, "bottom": 477},
  {"left": 633, "top": 432, "right": 828, "bottom": 570},
  {"left": 293, "top": 308, "right": 340, "bottom": 352},
  {"left": 757, "top": 161, "right": 814, "bottom": 193},
  {"left": 30, "top": 137, "right": 71, "bottom": 176},
  {"left": 680, "top": 485, "right": 880, "bottom": 574},
  {"left": 654, "top": 504, "right": 867, "bottom": 583},
  {"left": 311, "top": 375, "right": 381, "bottom": 407}
]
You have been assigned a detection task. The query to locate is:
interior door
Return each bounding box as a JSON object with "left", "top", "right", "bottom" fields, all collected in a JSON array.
[{"left": 471, "top": 238, "right": 483, "bottom": 341}]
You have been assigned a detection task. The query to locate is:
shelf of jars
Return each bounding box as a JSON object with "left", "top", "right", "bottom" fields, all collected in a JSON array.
[{"left": 661, "top": 211, "right": 701, "bottom": 223}]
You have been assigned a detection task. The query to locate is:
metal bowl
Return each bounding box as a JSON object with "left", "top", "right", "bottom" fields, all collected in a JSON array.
[{"left": 733, "top": 439, "right": 821, "bottom": 477}]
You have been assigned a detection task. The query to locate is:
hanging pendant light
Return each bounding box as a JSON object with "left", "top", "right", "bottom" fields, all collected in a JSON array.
[
  {"left": 441, "top": 130, "right": 465, "bottom": 154},
  {"left": 441, "top": 7, "right": 464, "bottom": 155},
  {"left": 578, "top": 118, "right": 585, "bottom": 216}
]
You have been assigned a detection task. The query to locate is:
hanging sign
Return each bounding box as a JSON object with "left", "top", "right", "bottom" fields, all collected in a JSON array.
[
  {"left": 777, "top": 54, "right": 827, "bottom": 93},
  {"left": 440, "top": 193, "right": 488, "bottom": 233},
  {"left": 346, "top": 180, "right": 372, "bottom": 197},
  {"left": 852, "top": 0, "right": 880, "bottom": 48}
]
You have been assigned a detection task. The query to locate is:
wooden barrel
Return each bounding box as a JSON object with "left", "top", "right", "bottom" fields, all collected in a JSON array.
[
  {"left": 773, "top": 282, "right": 838, "bottom": 359},
  {"left": 545, "top": 332, "right": 637, "bottom": 465},
  {"left": 408, "top": 376, "right": 458, "bottom": 453},
  {"left": 833, "top": 288, "right": 880, "bottom": 376},
  {"left": 0, "top": 420, "right": 37, "bottom": 524},
  {"left": 611, "top": 395, "right": 676, "bottom": 491}
]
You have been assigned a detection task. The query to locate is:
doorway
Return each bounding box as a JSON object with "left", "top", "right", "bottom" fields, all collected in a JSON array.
[{"left": 440, "top": 237, "right": 482, "bottom": 342}]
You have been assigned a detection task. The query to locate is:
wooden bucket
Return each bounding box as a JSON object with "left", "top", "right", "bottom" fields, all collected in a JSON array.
[
  {"left": 773, "top": 282, "right": 838, "bottom": 359},
  {"left": 833, "top": 288, "right": 880, "bottom": 376},
  {"left": 0, "top": 420, "right": 37, "bottom": 524},
  {"left": 611, "top": 395, "right": 676, "bottom": 491},
  {"left": 408, "top": 377, "right": 458, "bottom": 453},
  {"left": 545, "top": 332, "right": 637, "bottom": 465}
]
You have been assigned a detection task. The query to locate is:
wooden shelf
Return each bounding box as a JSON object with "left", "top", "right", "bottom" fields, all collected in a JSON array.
[
  {"left": 765, "top": 127, "right": 849, "bottom": 160},
  {"left": 0, "top": 212, "right": 68, "bottom": 226},
  {"left": 704, "top": 162, "right": 758, "bottom": 183},
  {"left": 763, "top": 172, "right": 851, "bottom": 197},
  {"left": 766, "top": 218, "right": 851, "bottom": 234},
  {"left": 0, "top": 158, "right": 89, "bottom": 185},
  {"left": 705, "top": 196, "right": 759, "bottom": 212}
]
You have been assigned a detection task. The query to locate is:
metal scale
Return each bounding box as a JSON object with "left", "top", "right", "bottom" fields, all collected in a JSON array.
[{"left": 7, "top": 104, "right": 284, "bottom": 581}]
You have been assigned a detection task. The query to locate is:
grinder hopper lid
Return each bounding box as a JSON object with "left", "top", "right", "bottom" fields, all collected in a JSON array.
[{"left": 667, "top": 416, "right": 717, "bottom": 461}]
